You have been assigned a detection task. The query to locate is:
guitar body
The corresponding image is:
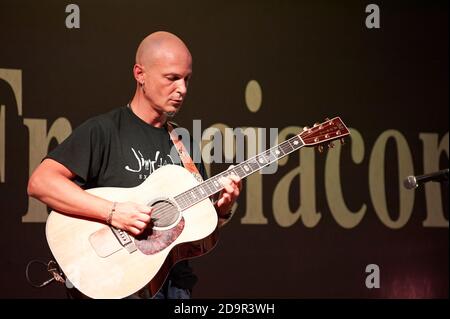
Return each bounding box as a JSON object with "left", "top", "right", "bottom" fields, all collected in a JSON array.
[{"left": 45, "top": 164, "right": 219, "bottom": 299}]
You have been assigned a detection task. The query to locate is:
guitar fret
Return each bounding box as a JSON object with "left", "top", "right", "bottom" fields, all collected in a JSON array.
[
  {"left": 273, "top": 145, "right": 285, "bottom": 158},
  {"left": 208, "top": 180, "right": 217, "bottom": 194},
  {"left": 288, "top": 136, "right": 302, "bottom": 149},
  {"left": 255, "top": 154, "right": 268, "bottom": 166},
  {"left": 183, "top": 193, "right": 191, "bottom": 206},
  {"left": 192, "top": 188, "right": 200, "bottom": 200},
  {"left": 179, "top": 194, "right": 187, "bottom": 207},
  {"left": 241, "top": 162, "right": 252, "bottom": 174},
  {"left": 229, "top": 167, "right": 239, "bottom": 177},
  {"left": 176, "top": 194, "right": 187, "bottom": 210},
  {"left": 247, "top": 158, "right": 260, "bottom": 171},
  {"left": 265, "top": 149, "right": 278, "bottom": 163},
  {"left": 280, "top": 141, "right": 293, "bottom": 153},
  {"left": 213, "top": 178, "right": 220, "bottom": 189},
  {"left": 287, "top": 140, "right": 297, "bottom": 148},
  {"left": 234, "top": 165, "right": 246, "bottom": 178},
  {"left": 221, "top": 170, "right": 233, "bottom": 179},
  {"left": 204, "top": 181, "right": 214, "bottom": 195}
]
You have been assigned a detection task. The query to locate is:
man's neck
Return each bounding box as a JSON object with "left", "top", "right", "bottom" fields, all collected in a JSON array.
[{"left": 129, "top": 94, "right": 167, "bottom": 128}]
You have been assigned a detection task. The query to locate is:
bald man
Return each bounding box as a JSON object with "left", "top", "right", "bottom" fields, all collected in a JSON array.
[{"left": 28, "top": 31, "right": 241, "bottom": 299}]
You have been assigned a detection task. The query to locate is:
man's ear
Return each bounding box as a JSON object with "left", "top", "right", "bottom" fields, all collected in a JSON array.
[{"left": 133, "top": 64, "right": 145, "bottom": 84}]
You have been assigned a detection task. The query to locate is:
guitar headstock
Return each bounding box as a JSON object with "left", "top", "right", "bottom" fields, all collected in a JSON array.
[{"left": 299, "top": 117, "right": 350, "bottom": 152}]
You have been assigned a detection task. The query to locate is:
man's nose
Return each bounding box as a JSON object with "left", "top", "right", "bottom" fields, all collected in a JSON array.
[{"left": 176, "top": 80, "right": 188, "bottom": 96}]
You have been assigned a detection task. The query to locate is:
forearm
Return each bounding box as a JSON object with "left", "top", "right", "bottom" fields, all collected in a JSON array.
[{"left": 28, "top": 169, "right": 111, "bottom": 222}]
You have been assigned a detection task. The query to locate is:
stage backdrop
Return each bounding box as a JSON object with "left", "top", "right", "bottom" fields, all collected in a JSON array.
[{"left": 0, "top": 0, "right": 448, "bottom": 298}]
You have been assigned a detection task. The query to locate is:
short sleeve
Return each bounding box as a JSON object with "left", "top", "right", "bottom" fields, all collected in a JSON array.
[{"left": 46, "top": 118, "right": 105, "bottom": 186}]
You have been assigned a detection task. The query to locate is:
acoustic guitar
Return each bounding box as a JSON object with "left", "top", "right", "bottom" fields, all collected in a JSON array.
[{"left": 45, "top": 116, "right": 350, "bottom": 298}]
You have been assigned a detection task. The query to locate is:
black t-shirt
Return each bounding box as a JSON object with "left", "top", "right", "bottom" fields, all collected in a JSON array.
[{"left": 47, "top": 105, "right": 207, "bottom": 291}]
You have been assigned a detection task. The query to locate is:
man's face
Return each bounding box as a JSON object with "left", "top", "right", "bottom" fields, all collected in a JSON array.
[{"left": 142, "top": 48, "right": 192, "bottom": 116}]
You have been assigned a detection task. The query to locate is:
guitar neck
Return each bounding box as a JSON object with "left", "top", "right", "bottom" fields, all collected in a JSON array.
[{"left": 174, "top": 134, "right": 304, "bottom": 211}]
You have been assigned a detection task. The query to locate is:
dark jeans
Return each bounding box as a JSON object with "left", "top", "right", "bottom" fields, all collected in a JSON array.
[{"left": 152, "top": 280, "right": 191, "bottom": 299}]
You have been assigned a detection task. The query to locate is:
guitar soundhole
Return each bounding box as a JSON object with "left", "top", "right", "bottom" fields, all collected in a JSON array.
[{"left": 150, "top": 200, "right": 180, "bottom": 228}]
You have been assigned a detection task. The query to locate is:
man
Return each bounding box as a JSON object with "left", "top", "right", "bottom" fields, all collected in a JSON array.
[{"left": 27, "top": 31, "right": 241, "bottom": 299}]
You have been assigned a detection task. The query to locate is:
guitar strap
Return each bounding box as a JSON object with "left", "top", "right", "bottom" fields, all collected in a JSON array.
[{"left": 166, "top": 122, "right": 204, "bottom": 183}]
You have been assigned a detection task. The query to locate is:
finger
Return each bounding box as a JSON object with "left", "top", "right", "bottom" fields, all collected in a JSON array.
[
  {"left": 134, "top": 220, "right": 148, "bottom": 230},
  {"left": 137, "top": 213, "right": 151, "bottom": 223},
  {"left": 230, "top": 180, "right": 242, "bottom": 193},
  {"left": 233, "top": 186, "right": 240, "bottom": 197},
  {"left": 219, "top": 177, "right": 233, "bottom": 193},
  {"left": 223, "top": 182, "right": 234, "bottom": 194},
  {"left": 228, "top": 174, "right": 241, "bottom": 184},
  {"left": 138, "top": 204, "right": 152, "bottom": 214},
  {"left": 129, "top": 226, "right": 142, "bottom": 236},
  {"left": 218, "top": 193, "right": 232, "bottom": 205},
  {"left": 223, "top": 170, "right": 239, "bottom": 180},
  {"left": 219, "top": 176, "right": 230, "bottom": 186},
  {"left": 227, "top": 166, "right": 241, "bottom": 181},
  {"left": 224, "top": 187, "right": 238, "bottom": 202},
  {"left": 226, "top": 178, "right": 240, "bottom": 193}
]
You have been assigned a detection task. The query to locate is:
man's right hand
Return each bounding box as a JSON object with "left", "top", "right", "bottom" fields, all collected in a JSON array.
[{"left": 111, "top": 202, "right": 153, "bottom": 236}]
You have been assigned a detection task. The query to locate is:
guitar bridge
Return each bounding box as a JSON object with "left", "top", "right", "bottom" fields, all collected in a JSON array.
[
  {"left": 111, "top": 227, "right": 137, "bottom": 253},
  {"left": 89, "top": 226, "right": 137, "bottom": 258}
]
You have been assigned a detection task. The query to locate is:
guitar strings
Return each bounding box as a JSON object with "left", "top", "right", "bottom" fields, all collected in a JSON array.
[
  {"left": 151, "top": 122, "right": 347, "bottom": 225},
  {"left": 145, "top": 179, "right": 225, "bottom": 225},
  {"left": 145, "top": 131, "right": 319, "bottom": 225},
  {"left": 150, "top": 202, "right": 177, "bottom": 222}
]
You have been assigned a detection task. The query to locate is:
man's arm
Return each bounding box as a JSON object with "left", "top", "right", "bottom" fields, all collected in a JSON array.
[{"left": 27, "top": 158, "right": 152, "bottom": 235}]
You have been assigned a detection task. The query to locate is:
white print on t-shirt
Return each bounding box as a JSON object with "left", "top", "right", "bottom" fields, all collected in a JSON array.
[{"left": 124, "top": 148, "right": 176, "bottom": 179}]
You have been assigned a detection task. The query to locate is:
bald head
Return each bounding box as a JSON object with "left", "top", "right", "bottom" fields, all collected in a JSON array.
[
  {"left": 131, "top": 32, "right": 192, "bottom": 123},
  {"left": 135, "top": 31, "right": 191, "bottom": 67}
]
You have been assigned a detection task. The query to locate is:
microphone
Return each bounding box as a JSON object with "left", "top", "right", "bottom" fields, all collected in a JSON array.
[{"left": 403, "top": 168, "right": 449, "bottom": 189}]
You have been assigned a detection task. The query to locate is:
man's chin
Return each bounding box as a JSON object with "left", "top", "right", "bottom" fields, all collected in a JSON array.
[
  {"left": 164, "top": 111, "right": 176, "bottom": 118},
  {"left": 164, "top": 107, "right": 180, "bottom": 118},
  {"left": 163, "top": 103, "right": 181, "bottom": 118}
]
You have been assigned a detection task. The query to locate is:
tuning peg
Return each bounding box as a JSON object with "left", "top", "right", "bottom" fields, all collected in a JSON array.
[
  {"left": 328, "top": 142, "right": 334, "bottom": 148},
  {"left": 325, "top": 117, "right": 330, "bottom": 121},
  {"left": 313, "top": 122, "right": 320, "bottom": 127},
  {"left": 340, "top": 138, "right": 345, "bottom": 145},
  {"left": 302, "top": 126, "right": 310, "bottom": 131},
  {"left": 317, "top": 145, "right": 324, "bottom": 153}
]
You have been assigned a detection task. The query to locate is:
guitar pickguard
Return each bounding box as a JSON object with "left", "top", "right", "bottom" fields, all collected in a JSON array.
[{"left": 134, "top": 218, "right": 185, "bottom": 255}]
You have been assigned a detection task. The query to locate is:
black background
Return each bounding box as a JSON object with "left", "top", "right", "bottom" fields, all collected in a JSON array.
[{"left": 0, "top": 0, "right": 448, "bottom": 298}]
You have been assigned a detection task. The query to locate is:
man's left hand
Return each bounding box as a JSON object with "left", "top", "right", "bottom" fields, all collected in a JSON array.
[{"left": 215, "top": 166, "right": 242, "bottom": 218}]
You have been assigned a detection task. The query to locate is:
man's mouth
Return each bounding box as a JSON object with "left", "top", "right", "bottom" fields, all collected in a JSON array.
[{"left": 171, "top": 99, "right": 183, "bottom": 106}]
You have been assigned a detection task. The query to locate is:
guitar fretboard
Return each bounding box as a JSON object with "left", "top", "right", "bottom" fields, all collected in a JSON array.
[{"left": 174, "top": 134, "right": 304, "bottom": 211}]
